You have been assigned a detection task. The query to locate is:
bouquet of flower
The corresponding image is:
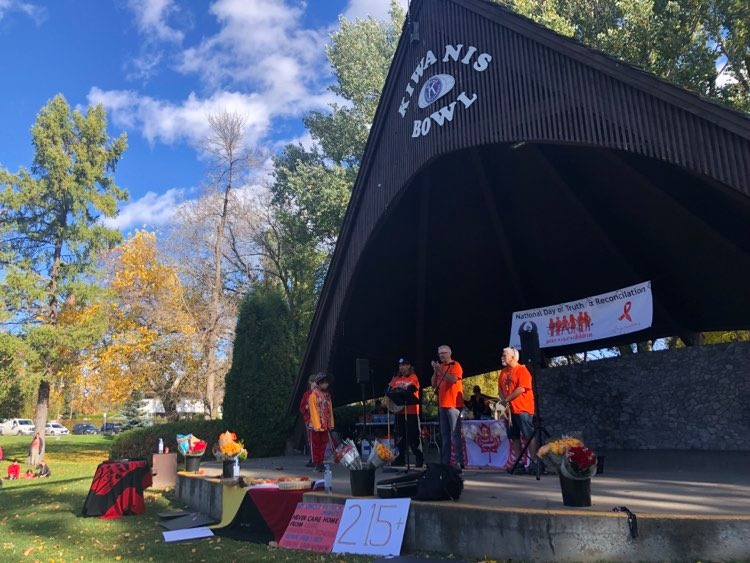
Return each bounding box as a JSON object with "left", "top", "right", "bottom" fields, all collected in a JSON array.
[
  {"left": 560, "top": 445, "right": 597, "bottom": 480},
  {"left": 537, "top": 436, "right": 597, "bottom": 479},
  {"left": 176, "top": 434, "right": 208, "bottom": 457},
  {"left": 213, "top": 431, "right": 248, "bottom": 461},
  {"left": 367, "top": 441, "right": 396, "bottom": 468},
  {"left": 333, "top": 439, "right": 364, "bottom": 470}
]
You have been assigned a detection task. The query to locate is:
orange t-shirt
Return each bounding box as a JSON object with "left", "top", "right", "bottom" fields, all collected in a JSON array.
[
  {"left": 436, "top": 361, "right": 463, "bottom": 408},
  {"left": 498, "top": 364, "right": 535, "bottom": 415},
  {"left": 388, "top": 373, "right": 420, "bottom": 415}
]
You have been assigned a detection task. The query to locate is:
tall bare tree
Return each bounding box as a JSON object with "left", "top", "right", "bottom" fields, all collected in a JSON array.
[{"left": 173, "top": 111, "right": 263, "bottom": 418}]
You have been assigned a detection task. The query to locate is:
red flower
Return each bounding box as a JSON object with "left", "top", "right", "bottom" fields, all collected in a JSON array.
[{"left": 566, "top": 446, "right": 597, "bottom": 471}]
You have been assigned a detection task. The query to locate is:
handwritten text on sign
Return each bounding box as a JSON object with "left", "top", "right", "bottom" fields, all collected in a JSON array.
[
  {"left": 279, "top": 502, "right": 343, "bottom": 553},
  {"left": 332, "top": 498, "right": 411, "bottom": 556}
]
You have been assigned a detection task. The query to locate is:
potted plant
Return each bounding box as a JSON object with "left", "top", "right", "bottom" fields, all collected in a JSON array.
[
  {"left": 538, "top": 436, "right": 597, "bottom": 507},
  {"left": 213, "top": 431, "right": 248, "bottom": 477}
]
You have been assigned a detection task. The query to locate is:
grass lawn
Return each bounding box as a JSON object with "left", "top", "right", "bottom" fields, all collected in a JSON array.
[{"left": 0, "top": 435, "right": 387, "bottom": 562}]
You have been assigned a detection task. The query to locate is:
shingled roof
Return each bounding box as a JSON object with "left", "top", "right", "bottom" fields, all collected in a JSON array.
[{"left": 291, "top": 0, "right": 750, "bottom": 408}]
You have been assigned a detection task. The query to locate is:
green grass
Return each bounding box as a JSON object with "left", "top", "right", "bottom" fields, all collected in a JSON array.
[{"left": 0, "top": 435, "right": 387, "bottom": 562}]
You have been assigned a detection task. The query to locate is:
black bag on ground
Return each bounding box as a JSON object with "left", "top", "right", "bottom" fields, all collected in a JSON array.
[
  {"left": 376, "top": 470, "right": 425, "bottom": 499},
  {"left": 412, "top": 463, "right": 463, "bottom": 501}
]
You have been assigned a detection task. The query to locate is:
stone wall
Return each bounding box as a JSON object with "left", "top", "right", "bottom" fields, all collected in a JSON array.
[{"left": 534, "top": 342, "right": 750, "bottom": 450}]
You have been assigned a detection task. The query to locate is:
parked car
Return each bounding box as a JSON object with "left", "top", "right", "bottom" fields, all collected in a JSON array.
[
  {"left": 45, "top": 421, "right": 69, "bottom": 435},
  {"left": 100, "top": 422, "right": 123, "bottom": 436},
  {"left": 72, "top": 423, "right": 99, "bottom": 435},
  {"left": 0, "top": 418, "right": 36, "bottom": 435}
]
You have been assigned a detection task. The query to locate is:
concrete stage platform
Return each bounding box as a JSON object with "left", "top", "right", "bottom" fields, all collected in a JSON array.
[{"left": 177, "top": 450, "right": 750, "bottom": 561}]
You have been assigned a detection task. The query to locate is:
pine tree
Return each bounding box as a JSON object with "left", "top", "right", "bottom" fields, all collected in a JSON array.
[{"left": 120, "top": 389, "right": 148, "bottom": 431}]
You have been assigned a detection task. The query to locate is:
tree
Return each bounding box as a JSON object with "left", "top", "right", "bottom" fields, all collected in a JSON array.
[
  {"left": 169, "top": 111, "right": 263, "bottom": 419},
  {"left": 91, "top": 230, "right": 199, "bottom": 420},
  {"left": 0, "top": 94, "right": 127, "bottom": 438},
  {"left": 501, "top": 0, "right": 750, "bottom": 111},
  {"left": 120, "top": 389, "right": 148, "bottom": 431},
  {"left": 223, "top": 284, "right": 297, "bottom": 457},
  {"left": 246, "top": 4, "right": 407, "bottom": 359},
  {"left": 0, "top": 334, "right": 39, "bottom": 418}
]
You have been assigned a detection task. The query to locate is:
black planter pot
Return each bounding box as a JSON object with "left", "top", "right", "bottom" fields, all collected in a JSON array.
[
  {"left": 559, "top": 474, "right": 591, "bottom": 507},
  {"left": 185, "top": 455, "right": 201, "bottom": 473},
  {"left": 222, "top": 459, "right": 234, "bottom": 478}
]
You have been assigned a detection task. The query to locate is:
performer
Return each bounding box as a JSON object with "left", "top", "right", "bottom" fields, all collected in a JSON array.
[
  {"left": 465, "top": 385, "right": 492, "bottom": 420},
  {"left": 388, "top": 358, "right": 424, "bottom": 468},
  {"left": 498, "top": 347, "right": 538, "bottom": 474},
  {"left": 299, "top": 373, "right": 317, "bottom": 467},
  {"left": 431, "top": 345, "right": 464, "bottom": 471},
  {"left": 308, "top": 373, "right": 335, "bottom": 472}
]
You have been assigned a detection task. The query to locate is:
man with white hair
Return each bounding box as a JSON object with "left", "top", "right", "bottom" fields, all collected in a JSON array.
[
  {"left": 498, "top": 347, "right": 538, "bottom": 474},
  {"left": 431, "top": 345, "right": 464, "bottom": 471}
]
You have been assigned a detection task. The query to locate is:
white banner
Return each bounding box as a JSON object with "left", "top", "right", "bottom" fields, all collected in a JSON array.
[
  {"left": 461, "top": 420, "right": 509, "bottom": 468},
  {"left": 509, "top": 281, "right": 653, "bottom": 349}
]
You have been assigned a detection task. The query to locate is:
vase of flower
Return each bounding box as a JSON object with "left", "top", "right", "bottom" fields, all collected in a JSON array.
[
  {"left": 559, "top": 474, "right": 591, "bottom": 506},
  {"left": 185, "top": 455, "right": 201, "bottom": 473},
  {"left": 222, "top": 459, "right": 234, "bottom": 478},
  {"left": 538, "top": 437, "right": 597, "bottom": 507}
]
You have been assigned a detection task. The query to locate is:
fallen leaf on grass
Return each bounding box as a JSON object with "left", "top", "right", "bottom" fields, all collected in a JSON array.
[{"left": 23, "top": 547, "right": 34, "bottom": 556}]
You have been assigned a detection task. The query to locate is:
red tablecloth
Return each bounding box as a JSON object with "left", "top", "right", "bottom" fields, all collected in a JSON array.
[
  {"left": 247, "top": 488, "right": 306, "bottom": 541},
  {"left": 82, "top": 460, "right": 152, "bottom": 519}
]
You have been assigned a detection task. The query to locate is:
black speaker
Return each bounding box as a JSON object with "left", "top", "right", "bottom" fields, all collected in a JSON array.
[
  {"left": 518, "top": 321, "right": 541, "bottom": 365},
  {"left": 356, "top": 358, "right": 370, "bottom": 384}
]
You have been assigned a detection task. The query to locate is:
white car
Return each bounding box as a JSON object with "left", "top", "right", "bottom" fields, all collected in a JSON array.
[
  {"left": 45, "top": 422, "right": 69, "bottom": 435},
  {"left": 0, "top": 418, "right": 36, "bottom": 435}
]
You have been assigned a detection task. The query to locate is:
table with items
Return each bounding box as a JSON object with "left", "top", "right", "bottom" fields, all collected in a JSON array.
[{"left": 82, "top": 459, "right": 153, "bottom": 519}]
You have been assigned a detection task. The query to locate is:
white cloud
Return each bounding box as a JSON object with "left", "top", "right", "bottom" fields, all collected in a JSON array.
[
  {"left": 89, "top": 81, "right": 338, "bottom": 150},
  {"left": 0, "top": 0, "right": 46, "bottom": 25},
  {"left": 176, "top": 0, "right": 331, "bottom": 94},
  {"left": 343, "top": 0, "right": 408, "bottom": 22},
  {"left": 97, "top": 0, "right": 345, "bottom": 150},
  {"left": 104, "top": 188, "right": 186, "bottom": 230},
  {"left": 126, "top": 0, "right": 184, "bottom": 43}
]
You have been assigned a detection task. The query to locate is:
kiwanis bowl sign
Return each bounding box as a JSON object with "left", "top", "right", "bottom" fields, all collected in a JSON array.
[{"left": 398, "top": 43, "right": 492, "bottom": 138}]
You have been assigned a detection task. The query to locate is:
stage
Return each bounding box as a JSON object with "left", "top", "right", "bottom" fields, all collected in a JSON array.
[{"left": 176, "top": 449, "right": 750, "bottom": 561}]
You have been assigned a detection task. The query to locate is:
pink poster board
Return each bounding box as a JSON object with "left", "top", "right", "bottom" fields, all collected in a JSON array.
[{"left": 279, "top": 502, "right": 344, "bottom": 553}]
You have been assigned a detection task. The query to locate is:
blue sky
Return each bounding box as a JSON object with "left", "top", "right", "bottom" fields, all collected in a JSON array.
[{"left": 0, "top": 0, "right": 406, "bottom": 230}]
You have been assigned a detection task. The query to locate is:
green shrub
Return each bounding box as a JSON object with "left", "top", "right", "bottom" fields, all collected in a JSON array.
[
  {"left": 110, "top": 420, "right": 225, "bottom": 462},
  {"left": 223, "top": 286, "right": 297, "bottom": 457}
]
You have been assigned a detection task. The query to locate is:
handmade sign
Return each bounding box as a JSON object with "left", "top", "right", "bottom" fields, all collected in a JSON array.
[
  {"left": 332, "top": 498, "right": 411, "bottom": 556},
  {"left": 279, "top": 502, "right": 344, "bottom": 553}
]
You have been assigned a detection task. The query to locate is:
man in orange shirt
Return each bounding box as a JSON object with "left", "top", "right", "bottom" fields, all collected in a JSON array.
[
  {"left": 388, "top": 358, "right": 423, "bottom": 468},
  {"left": 431, "top": 345, "right": 464, "bottom": 470},
  {"left": 498, "top": 347, "right": 538, "bottom": 474}
]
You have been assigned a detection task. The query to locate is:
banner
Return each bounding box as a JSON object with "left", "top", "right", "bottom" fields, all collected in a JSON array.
[
  {"left": 461, "top": 420, "right": 509, "bottom": 468},
  {"left": 509, "top": 281, "right": 653, "bottom": 349}
]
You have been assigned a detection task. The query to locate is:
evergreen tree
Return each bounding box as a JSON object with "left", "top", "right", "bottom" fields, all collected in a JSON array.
[
  {"left": 120, "top": 389, "right": 148, "bottom": 431},
  {"left": 0, "top": 94, "right": 128, "bottom": 437},
  {"left": 223, "top": 285, "right": 297, "bottom": 457}
]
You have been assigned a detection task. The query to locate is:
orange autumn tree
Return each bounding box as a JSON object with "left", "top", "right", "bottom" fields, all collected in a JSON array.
[{"left": 89, "top": 230, "right": 200, "bottom": 420}]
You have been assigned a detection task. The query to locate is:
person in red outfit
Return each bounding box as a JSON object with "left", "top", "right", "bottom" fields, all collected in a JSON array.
[
  {"left": 7, "top": 459, "right": 20, "bottom": 480},
  {"left": 308, "top": 373, "right": 335, "bottom": 472},
  {"left": 299, "top": 374, "right": 317, "bottom": 467}
]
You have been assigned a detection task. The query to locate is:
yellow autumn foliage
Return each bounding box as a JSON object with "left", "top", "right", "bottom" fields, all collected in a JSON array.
[{"left": 84, "top": 230, "right": 201, "bottom": 406}]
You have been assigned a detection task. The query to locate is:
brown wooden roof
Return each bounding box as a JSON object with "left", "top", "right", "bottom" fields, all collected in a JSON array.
[{"left": 291, "top": 0, "right": 750, "bottom": 408}]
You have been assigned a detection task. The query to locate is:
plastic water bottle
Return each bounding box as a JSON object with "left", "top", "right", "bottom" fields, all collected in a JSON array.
[
  {"left": 158, "top": 438, "right": 164, "bottom": 454},
  {"left": 233, "top": 457, "right": 240, "bottom": 478},
  {"left": 324, "top": 464, "right": 333, "bottom": 495}
]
